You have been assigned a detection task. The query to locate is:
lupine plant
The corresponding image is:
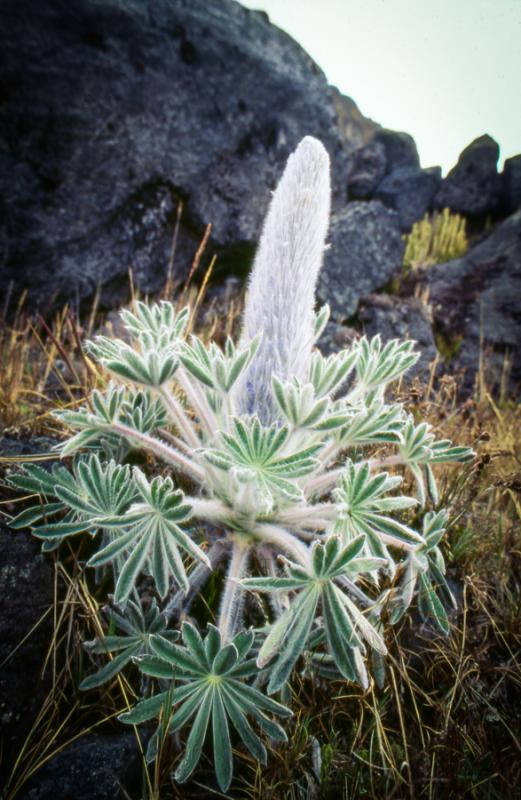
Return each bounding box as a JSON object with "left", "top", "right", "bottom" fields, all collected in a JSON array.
[{"left": 9, "top": 137, "right": 473, "bottom": 791}]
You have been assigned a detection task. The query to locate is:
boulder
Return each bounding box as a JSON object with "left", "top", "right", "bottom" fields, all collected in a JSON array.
[
  {"left": 329, "top": 87, "right": 380, "bottom": 156},
  {"left": 433, "top": 135, "right": 502, "bottom": 218},
  {"left": 346, "top": 140, "right": 387, "bottom": 199},
  {"left": 0, "top": 523, "right": 54, "bottom": 775},
  {"left": 0, "top": 437, "right": 58, "bottom": 781},
  {"left": 358, "top": 293, "right": 438, "bottom": 380},
  {"left": 372, "top": 129, "right": 420, "bottom": 171},
  {"left": 421, "top": 209, "right": 521, "bottom": 394},
  {"left": 0, "top": 0, "right": 371, "bottom": 310},
  {"left": 501, "top": 154, "right": 521, "bottom": 216},
  {"left": 317, "top": 201, "right": 404, "bottom": 321},
  {"left": 374, "top": 166, "right": 442, "bottom": 231},
  {"left": 19, "top": 733, "right": 143, "bottom": 800}
]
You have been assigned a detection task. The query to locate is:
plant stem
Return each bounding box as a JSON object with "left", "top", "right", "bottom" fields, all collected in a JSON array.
[
  {"left": 217, "top": 538, "right": 251, "bottom": 642},
  {"left": 177, "top": 367, "right": 220, "bottom": 441},
  {"left": 164, "top": 539, "right": 228, "bottom": 620},
  {"left": 366, "top": 454, "right": 405, "bottom": 470},
  {"left": 304, "top": 466, "right": 344, "bottom": 497},
  {"left": 158, "top": 386, "right": 201, "bottom": 449},
  {"left": 256, "top": 546, "right": 287, "bottom": 618},
  {"left": 109, "top": 422, "right": 204, "bottom": 482},
  {"left": 188, "top": 496, "right": 231, "bottom": 523},
  {"left": 335, "top": 575, "right": 374, "bottom": 608},
  {"left": 275, "top": 502, "right": 336, "bottom": 530},
  {"left": 157, "top": 428, "right": 192, "bottom": 454},
  {"left": 253, "top": 522, "right": 311, "bottom": 567}
]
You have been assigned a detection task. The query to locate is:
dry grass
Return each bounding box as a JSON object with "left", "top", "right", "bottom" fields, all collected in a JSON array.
[{"left": 0, "top": 286, "right": 520, "bottom": 799}]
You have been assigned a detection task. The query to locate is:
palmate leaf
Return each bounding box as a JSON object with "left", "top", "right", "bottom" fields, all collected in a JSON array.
[
  {"left": 308, "top": 346, "right": 359, "bottom": 397},
  {"left": 87, "top": 335, "right": 180, "bottom": 388},
  {"left": 180, "top": 333, "right": 261, "bottom": 393},
  {"left": 10, "top": 456, "right": 137, "bottom": 549},
  {"left": 272, "top": 376, "right": 350, "bottom": 431},
  {"left": 87, "top": 302, "right": 189, "bottom": 388},
  {"left": 9, "top": 462, "right": 74, "bottom": 552},
  {"left": 335, "top": 402, "right": 404, "bottom": 447},
  {"left": 388, "top": 510, "right": 456, "bottom": 633},
  {"left": 80, "top": 599, "right": 177, "bottom": 689},
  {"left": 242, "top": 536, "right": 386, "bottom": 693},
  {"left": 56, "top": 385, "right": 167, "bottom": 457},
  {"left": 398, "top": 417, "right": 474, "bottom": 505},
  {"left": 355, "top": 335, "right": 419, "bottom": 392},
  {"left": 119, "top": 301, "right": 189, "bottom": 341},
  {"left": 203, "top": 416, "right": 321, "bottom": 509},
  {"left": 121, "top": 623, "right": 291, "bottom": 792},
  {"left": 333, "top": 460, "right": 423, "bottom": 574},
  {"left": 89, "top": 469, "right": 208, "bottom": 604}
]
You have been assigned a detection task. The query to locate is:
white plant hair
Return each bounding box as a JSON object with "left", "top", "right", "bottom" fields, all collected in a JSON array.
[{"left": 236, "top": 135, "right": 331, "bottom": 422}]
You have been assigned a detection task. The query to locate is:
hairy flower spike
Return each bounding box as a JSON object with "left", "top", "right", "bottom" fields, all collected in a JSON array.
[{"left": 236, "top": 136, "right": 331, "bottom": 422}]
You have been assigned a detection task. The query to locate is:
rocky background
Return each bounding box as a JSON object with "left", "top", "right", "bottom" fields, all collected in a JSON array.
[
  {"left": 1, "top": 1, "right": 520, "bottom": 796},
  {"left": 2, "top": 0, "right": 519, "bottom": 395}
]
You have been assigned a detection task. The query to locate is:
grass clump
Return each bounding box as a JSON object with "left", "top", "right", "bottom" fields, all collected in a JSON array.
[{"left": 403, "top": 208, "right": 468, "bottom": 272}]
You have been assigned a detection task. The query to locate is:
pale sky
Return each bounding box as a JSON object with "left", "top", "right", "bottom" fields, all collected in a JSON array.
[{"left": 240, "top": 0, "right": 521, "bottom": 174}]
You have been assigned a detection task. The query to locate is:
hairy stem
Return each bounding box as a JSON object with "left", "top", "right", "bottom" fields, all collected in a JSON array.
[
  {"left": 177, "top": 367, "right": 220, "bottom": 441},
  {"left": 304, "top": 466, "right": 344, "bottom": 497},
  {"left": 218, "top": 538, "right": 251, "bottom": 642},
  {"left": 158, "top": 386, "right": 201, "bottom": 449},
  {"left": 109, "top": 422, "right": 205, "bottom": 482},
  {"left": 366, "top": 454, "right": 405, "bottom": 470},
  {"left": 157, "top": 428, "right": 192, "bottom": 454},
  {"left": 275, "top": 502, "right": 336, "bottom": 530},
  {"left": 256, "top": 546, "right": 287, "bottom": 618},
  {"left": 164, "top": 539, "right": 228, "bottom": 620},
  {"left": 253, "top": 522, "right": 311, "bottom": 567},
  {"left": 335, "top": 575, "right": 375, "bottom": 608},
  {"left": 188, "top": 496, "right": 231, "bottom": 523}
]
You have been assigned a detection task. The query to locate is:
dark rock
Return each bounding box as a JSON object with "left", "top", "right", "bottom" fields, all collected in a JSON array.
[
  {"left": 372, "top": 129, "right": 420, "bottom": 171},
  {"left": 317, "top": 201, "right": 405, "bottom": 321},
  {"left": 374, "top": 166, "right": 442, "bottom": 231},
  {"left": 425, "top": 166, "right": 443, "bottom": 180},
  {"left": 0, "top": 523, "right": 54, "bottom": 773},
  {"left": 0, "top": 437, "right": 59, "bottom": 782},
  {"left": 421, "top": 208, "right": 521, "bottom": 394},
  {"left": 433, "top": 135, "right": 502, "bottom": 218},
  {"left": 0, "top": 0, "right": 371, "bottom": 311},
  {"left": 501, "top": 154, "right": 521, "bottom": 215},
  {"left": 329, "top": 87, "right": 380, "bottom": 156},
  {"left": 316, "top": 320, "right": 358, "bottom": 357},
  {"left": 0, "top": 436, "right": 57, "bottom": 460},
  {"left": 346, "top": 140, "right": 387, "bottom": 199},
  {"left": 19, "top": 733, "right": 143, "bottom": 800},
  {"left": 358, "top": 293, "right": 438, "bottom": 380}
]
